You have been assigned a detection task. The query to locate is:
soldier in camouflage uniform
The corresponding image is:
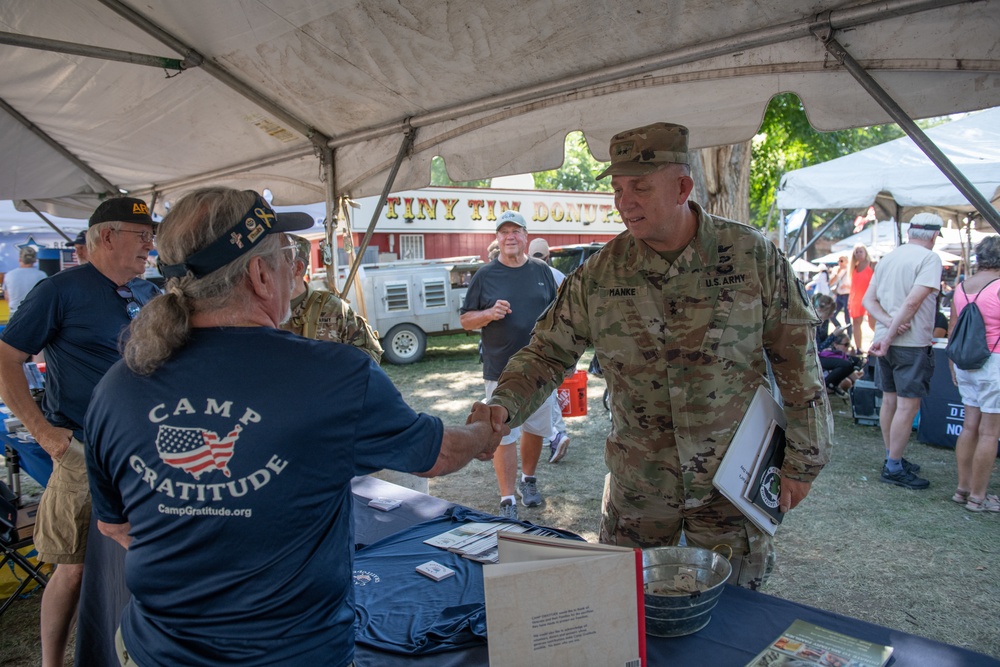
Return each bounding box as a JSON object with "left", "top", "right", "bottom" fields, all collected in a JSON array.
[
  {"left": 281, "top": 235, "right": 383, "bottom": 363},
  {"left": 482, "top": 122, "right": 832, "bottom": 589}
]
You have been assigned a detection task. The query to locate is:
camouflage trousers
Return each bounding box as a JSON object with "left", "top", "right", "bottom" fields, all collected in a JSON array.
[{"left": 598, "top": 473, "right": 775, "bottom": 590}]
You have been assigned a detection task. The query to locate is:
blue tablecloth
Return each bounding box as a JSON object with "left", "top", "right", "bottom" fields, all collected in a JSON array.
[{"left": 76, "top": 477, "right": 1000, "bottom": 667}]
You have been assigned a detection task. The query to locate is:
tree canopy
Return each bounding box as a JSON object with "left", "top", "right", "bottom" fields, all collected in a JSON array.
[
  {"left": 431, "top": 132, "right": 610, "bottom": 192},
  {"left": 532, "top": 133, "right": 612, "bottom": 193},
  {"left": 750, "top": 93, "right": 905, "bottom": 229},
  {"left": 429, "top": 157, "right": 490, "bottom": 189}
]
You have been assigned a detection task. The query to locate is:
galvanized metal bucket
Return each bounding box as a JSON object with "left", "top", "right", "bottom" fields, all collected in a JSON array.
[{"left": 641, "top": 546, "right": 732, "bottom": 637}]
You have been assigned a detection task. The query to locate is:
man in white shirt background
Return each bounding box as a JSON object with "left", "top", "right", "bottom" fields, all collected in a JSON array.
[{"left": 3, "top": 246, "right": 48, "bottom": 316}]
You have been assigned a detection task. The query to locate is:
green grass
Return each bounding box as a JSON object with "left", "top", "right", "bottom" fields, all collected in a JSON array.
[{"left": 3, "top": 334, "right": 998, "bottom": 663}]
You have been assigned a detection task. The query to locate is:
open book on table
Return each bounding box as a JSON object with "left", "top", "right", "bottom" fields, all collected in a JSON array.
[
  {"left": 483, "top": 532, "right": 646, "bottom": 667},
  {"left": 713, "top": 385, "right": 788, "bottom": 535}
]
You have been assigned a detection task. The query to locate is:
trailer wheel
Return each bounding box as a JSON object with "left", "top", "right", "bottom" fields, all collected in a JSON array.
[{"left": 383, "top": 324, "right": 427, "bottom": 364}]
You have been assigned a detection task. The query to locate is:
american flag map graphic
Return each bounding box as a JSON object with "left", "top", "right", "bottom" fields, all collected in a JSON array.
[{"left": 155, "top": 424, "right": 243, "bottom": 479}]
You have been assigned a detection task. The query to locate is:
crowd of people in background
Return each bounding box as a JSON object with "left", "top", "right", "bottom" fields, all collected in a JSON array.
[
  {"left": 802, "top": 219, "right": 999, "bottom": 509},
  {"left": 0, "top": 118, "right": 996, "bottom": 667}
]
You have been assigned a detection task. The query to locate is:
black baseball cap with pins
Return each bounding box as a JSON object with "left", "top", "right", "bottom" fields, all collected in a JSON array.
[{"left": 159, "top": 192, "right": 313, "bottom": 280}]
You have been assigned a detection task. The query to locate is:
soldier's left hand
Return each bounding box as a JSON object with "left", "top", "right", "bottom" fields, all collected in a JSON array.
[{"left": 779, "top": 477, "right": 812, "bottom": 513}]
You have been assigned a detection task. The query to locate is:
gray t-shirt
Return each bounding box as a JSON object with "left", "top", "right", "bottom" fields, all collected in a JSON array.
[
  {"left": 869, "top": 243, "right": 942, "bottom": 347},
  {"left": 461, "top": 257, "right": 557, "bottom": 381}
]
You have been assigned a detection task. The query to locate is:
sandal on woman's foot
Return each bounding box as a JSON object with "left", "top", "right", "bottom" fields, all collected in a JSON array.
[
  {"left": 965, "top": 496, "right": 1000, "bottom": 513},
  {"left": 952, "top": 489, "right": 970, "bottom": 504}
]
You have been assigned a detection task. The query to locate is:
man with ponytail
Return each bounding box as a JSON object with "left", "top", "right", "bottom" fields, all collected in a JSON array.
[
  {"left": 84, "top": 187, "right": 504, "bottom": 667},
  {"left": 0, "top": 197, "right": 160, "bottom": 667}
]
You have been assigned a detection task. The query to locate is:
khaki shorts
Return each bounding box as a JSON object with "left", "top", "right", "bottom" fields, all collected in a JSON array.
[{"left": 34, "top": 437, "right": 91, "bottom": 564}]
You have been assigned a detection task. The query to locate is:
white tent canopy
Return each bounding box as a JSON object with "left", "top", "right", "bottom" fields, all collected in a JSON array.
[
  {"left": 0, "top": 200, "right": 84, "bottom": 239},
  {"left": 1, "top": 0, "right": 999, "bottom": 222},
  {"left": 776, "top": 107, "right": 1000, "bottom": 212},
  {"left": 828, "top": 220, "right": 989, "bottom": 263}
]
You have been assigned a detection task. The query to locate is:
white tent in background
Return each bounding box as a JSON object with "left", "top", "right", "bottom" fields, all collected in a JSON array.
[
  {"left": 790, "top": 257, "right": 821, "bottom": 273},
  {"left": 830, "top": 223, "right": 901, "bottom": 257},
  {"left": 935, "top": 227, "right": 996, "bottom": 256},
  {"left": 935, "top": 248, "right": 964, "bottom": 263},
  {"left": 776, "top": 107, "right": 1000, "bottom": 221},
  {"left": 830, "top": 220, "right": 972, "bottom": 264}
]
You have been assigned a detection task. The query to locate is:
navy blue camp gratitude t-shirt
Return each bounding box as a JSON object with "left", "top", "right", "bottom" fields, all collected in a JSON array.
[
  {"left": 0, "top": 262, "right": 160, "bottom": 441},
  {"left": 86, "top": 328, "right": 443, "bottom": 667}
]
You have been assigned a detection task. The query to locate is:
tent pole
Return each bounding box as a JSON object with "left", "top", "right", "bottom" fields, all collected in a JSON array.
[
  {"left": 0, "top": 98, "right": 118, "bottom": 198},
  {"left": 787, "top": 212, "right": 807, "bottom": 258},
  {"left": 812, "top": 24, "right": 1000, "bottom": 232},
  {"left": 321, "top": 147, "right": 338, "bottom": 294},
  {"left": 778, "top": 209, "right": 785, "bottom": 252},
  {"left": 18, "top": 201, "right": 74, "bottom": 243},
  {"left": 792, "top": 210, "right": 845, "bottom": 262},
  {"left": 338, "top": 128, "right": 416, "bottom": 300},
  {"left": 0, "top": 30, "right": 188, "bottom": 71}
]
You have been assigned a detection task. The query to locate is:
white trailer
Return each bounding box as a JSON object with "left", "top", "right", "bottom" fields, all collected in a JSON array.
[{"left": 329, "top": 257, "right": 485, "bottom": 364}]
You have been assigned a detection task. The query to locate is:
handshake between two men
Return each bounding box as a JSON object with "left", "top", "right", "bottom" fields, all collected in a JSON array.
[{"left": 417, "top": 402, "right": 510, "bottom": 478}]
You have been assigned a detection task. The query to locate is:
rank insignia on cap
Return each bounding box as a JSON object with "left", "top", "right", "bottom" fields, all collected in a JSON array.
[{"left": 612, "top": 142, "right": 635, "bottom": 158}]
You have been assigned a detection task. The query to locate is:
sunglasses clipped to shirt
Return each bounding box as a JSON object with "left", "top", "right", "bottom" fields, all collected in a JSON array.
[{"left": 116, "top": 285, "right": 142, "bottom": 320}]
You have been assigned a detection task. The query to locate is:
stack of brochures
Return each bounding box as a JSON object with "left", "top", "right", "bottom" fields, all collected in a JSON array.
[{"left": 423, "top": 521, "right": 559, "bottom": 564}]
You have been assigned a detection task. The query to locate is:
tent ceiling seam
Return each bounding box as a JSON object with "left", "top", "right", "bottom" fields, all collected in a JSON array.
[
  {"left": 96, "top": 0, "right": 330, "bottom": 150},
  {"left": 321, "top": 0, "right": 972, "bottom": 152}
]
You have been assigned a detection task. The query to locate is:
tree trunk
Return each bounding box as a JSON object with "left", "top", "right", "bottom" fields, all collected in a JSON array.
[{"left": 688, "top": 141, "right": 751, "bottom": 224}]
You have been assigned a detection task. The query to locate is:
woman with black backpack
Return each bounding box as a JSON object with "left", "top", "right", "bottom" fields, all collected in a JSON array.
[{"left": 949, "top": 235, "right": 1000, "bottom": 513}]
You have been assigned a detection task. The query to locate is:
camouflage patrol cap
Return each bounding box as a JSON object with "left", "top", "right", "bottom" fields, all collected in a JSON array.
[{"left": 596, "top": 122, "right": 690, "bottom": 179}]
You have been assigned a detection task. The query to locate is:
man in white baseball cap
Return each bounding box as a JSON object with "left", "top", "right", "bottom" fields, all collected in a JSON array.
[{"left": 460, "top": 210, "right": 559, "bottom": 519}]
